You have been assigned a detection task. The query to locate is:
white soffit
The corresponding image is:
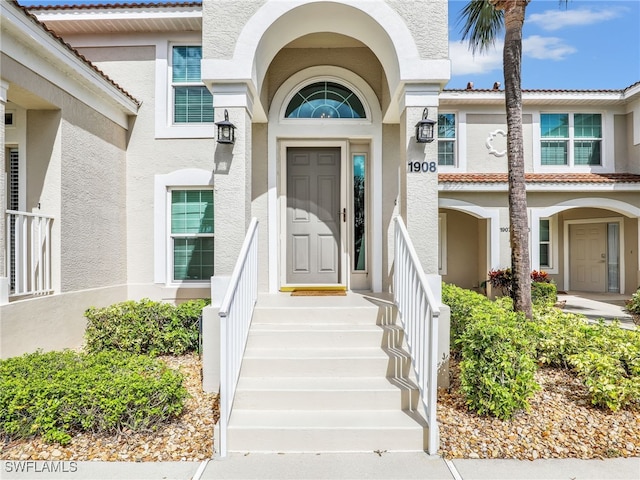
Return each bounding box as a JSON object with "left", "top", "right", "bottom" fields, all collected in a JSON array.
[{"left": 32, "top": 6, "right": 202, "bottom": 35}]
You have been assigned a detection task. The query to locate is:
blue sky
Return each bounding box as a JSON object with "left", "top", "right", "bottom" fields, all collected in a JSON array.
[
  {"left": 448, "top": 0, "right": 640, "bottom": 90},
  {"left": 18, "top": 0, "right": 640, "bottom": 91}
]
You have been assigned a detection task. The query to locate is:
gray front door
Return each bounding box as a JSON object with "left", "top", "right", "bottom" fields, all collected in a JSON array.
[{"left": 287, "top": 147, "right": 341, "bottom": 284}]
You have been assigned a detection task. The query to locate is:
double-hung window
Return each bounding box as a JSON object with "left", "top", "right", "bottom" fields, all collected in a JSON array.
[
  {"left": 171, "top": 46, "right": 214, "bottom": 124},
  {"left": 170, "top": 189, "right": 214, "bottom": 282},
  {"left": 437, "top": 113, "right": 456, "bottom": 166},
  {"left": 540, "top": 113, "right": 601, "bottom": 166},
  {"left": 539, "top": 218, "right": 551, "bottom": 269}
]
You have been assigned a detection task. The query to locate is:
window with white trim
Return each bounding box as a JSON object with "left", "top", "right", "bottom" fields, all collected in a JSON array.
[
  {"left": 540, "top": 113, "right": 601, "bottom": 166},
  {"left": 539, "top": 218, "right": 551, "bottom": 269},
  {"left": 438, "top": 113, "right": 456, "bottom": 166},
  {"left": 171, "top": 46, "right": 213, "bottom": 124},
  {"left": 438, "top": 213, "right": 447, "bottom": 274},
  {"left": 170, "top": 189, "right": 214, "bottom": 281}
]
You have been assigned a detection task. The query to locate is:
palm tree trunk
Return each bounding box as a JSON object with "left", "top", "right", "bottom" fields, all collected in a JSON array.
[{"left": 501, "top": 0, "right": 532, "bottom": 318}]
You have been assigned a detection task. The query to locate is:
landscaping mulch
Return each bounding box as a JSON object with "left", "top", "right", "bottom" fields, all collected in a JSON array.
[
  {"left": 0, "top": 354, "right": 218, "bottom": 462},
  {"left": 438, "top": 357, "right": 640, "bottom": 460},
  {"left": 1, "top": 354, "right": 639, "bottom": 461}
]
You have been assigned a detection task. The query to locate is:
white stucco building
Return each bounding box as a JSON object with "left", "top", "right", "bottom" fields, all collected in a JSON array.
[
  {"left": 1, "top": 0, "right": 639, "bottom": 355},
  {"left": 0, "top": 0, "right": 640, "bottom": 453}
]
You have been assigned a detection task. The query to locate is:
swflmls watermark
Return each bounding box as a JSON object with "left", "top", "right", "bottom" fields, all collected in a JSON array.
[{"left": 3, "top": 461, "right": 78, "bottom": 474}]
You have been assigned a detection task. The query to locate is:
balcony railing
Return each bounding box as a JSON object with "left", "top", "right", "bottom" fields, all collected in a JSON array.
[
  {"left": 393, "top": 216, "right": 440, "bottom": 455},
  {"left": 217, "top": 218, "right": 259, "bottom": 458},
  {"left": 6, "top": 210, "right": 54, "bottom": 298}
]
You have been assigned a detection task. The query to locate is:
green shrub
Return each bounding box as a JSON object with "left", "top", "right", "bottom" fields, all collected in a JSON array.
[
  {"left": 567, "top": 321, "right": 640, "bottom": 411},
  {"left": 84, "top": 298, "right": 209, "bottom": 355},
  {"left": 532, "top": 307, "right": 640, "bottom": 411},
  {"left": 0, "top": 350, "right": 187, "bottom": 445},
  {"left": 531, "top": 306, "right": 590, "bottom": 367},
  {"left": 625, "top": 289, "right": 640, "bottom": 316},
  {"left": 531, "top": 281, "right": 557, "bottom": 306},
  {"left": 445, "top": 283, "right": 640, "bottom": 416},
  {"left": 458, "top": 309, "right": 539, "bottom": 419},
  {"left": 442, "top": 283, "right": 493, "bottom": 350}
]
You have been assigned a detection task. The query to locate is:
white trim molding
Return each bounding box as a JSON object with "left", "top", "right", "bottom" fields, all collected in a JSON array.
[
  {"left": 267, "top": 66, "right": 383, "bottom": 292},
  {"left": 154, "top": 168, "right": 214, "bottom": 285}
]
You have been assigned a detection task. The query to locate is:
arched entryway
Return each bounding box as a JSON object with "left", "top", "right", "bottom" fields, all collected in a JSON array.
[
  {"left": 532, "top": 198, "right": 640, "bottom": 294},
  {"left": 201, "top": 0, "right": 450, "bottom": 293}
]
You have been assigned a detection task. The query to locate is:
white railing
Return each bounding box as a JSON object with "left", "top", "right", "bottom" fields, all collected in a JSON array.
[
  {"left": 393, "top": 216, "right": 440, "bottom": 455},
  {"left": 6, "top": 210, "right": 54, "bottom": 298},
  {"left": 218, "top": 218, "right": 259, "bottom": 458}
]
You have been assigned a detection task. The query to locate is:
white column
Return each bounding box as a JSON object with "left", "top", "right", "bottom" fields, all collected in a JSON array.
[
  {"left": 399, "top": 85, "right": 440, "bottom": 275},
  {"left": 211, "top": 84, "right": 254, "bottom": 276}
]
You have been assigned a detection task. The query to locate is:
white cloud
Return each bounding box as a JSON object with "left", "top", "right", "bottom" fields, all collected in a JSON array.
[
  {"left": 523, "top": 35, "right": 577, "bottom": 61},
  {"left": 449, "top": 40, "right": 504, "bottom": 75},
  {"left": 527, "top": 7, "right": 622, "bottom": 31}
]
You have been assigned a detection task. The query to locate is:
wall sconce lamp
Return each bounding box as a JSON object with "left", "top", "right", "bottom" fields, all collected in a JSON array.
[
  {"left": 415, "top": 108, "right": 436, "bottom": 143},
  {"left": 215, "top": 109, "right": 236, "bottom": 144}
]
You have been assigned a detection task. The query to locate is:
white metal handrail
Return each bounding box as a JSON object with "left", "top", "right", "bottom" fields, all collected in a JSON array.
[
  {"left": 218, "top": 217, "right": 259, "bottom": 458},
  {"left": 393, "top": 216, "right": 440, "bottom": 455},
  {"left": 6, "top": 210, "right": 54, "bottom": 298}
]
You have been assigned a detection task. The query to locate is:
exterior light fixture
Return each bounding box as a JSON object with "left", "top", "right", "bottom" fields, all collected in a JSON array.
[
  {"left": 415, "top": 107, "right": 436, "bottom": 143},
  {"left": 215, "top": 109, "right": 236, "bottom": 144}
]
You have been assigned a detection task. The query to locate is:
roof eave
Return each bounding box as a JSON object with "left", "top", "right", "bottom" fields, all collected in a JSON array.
[{"left": 2, "top": 1, "right": 139, "bottom": 128}]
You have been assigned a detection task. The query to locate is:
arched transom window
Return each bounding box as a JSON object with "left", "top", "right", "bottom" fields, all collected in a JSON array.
[{"left": 285, "top": 81, "right": 366, "bottom": 119}]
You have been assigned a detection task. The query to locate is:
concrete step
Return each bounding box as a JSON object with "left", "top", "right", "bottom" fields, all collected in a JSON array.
[
  {"left": 251, "top": 296, "right": 383, "bottom": 325},
  {"left": 246, "top": 324, "right": 404, "bottom": 349},
  {"left": 240, "top": 346, "right": 411, "bottom": 378},
  {"left": 233, "top": 376, "right": 419, "bottom": 411},
  {"left": 226, "top": 409, "right": 427, "bottom": 453}
]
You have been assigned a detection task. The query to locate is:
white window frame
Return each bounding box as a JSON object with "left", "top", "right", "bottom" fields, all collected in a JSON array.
[
  {"left": 531, "top": 214, "right": 558, "bottom": 274},
  {"left": 279, "top": 76, "right": 372, "bottom": 124},
  {"left": 534, "top": 111, "right": 611, "bottom": 173},
  {"left": 155, "top": 41, "right": 215, "bottom": 139},
  {"left": 437, "top": 112, "right": 457, "bottom": 168},
  {"left": 351, "top": 151, "right": 368, "bottom": 274},
  {"left": 438, "top": 212, "right": 447, "bottom": 275},
  {"left": 168, "top": 187, "right": 214, "bottom": 283},
  {"left": 539, "top": 217, "right": 552, "bottom": 270},
  {"left": 154, "top": 169, "right": 213, "bottom": 286}
]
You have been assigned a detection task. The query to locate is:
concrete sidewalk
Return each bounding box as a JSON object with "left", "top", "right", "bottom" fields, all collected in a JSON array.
[
  {"left": 2, "top": 454, "right": 639, "bottom": 480},
  {"left": 557, "top": 292, "right": 636, "bottom": 329}
]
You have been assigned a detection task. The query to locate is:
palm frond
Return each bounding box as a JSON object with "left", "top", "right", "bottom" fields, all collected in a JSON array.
[{"left": 457, "top": 0, "right": 504, "bottom": 55}]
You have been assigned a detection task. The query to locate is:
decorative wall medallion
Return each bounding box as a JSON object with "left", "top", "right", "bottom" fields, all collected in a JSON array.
[{"left": 486, "top": 129, "right": 507, "bottom": 157}]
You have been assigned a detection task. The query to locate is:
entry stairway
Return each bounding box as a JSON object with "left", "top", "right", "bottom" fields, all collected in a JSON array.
[{"left": 224, "top": 293, "right": 428, "bottom": 453}]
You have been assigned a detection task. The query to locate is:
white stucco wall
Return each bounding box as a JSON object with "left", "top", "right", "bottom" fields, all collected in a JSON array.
[
  {"left": 0, "top": 50, "right": 133, "bottom": 357},
  {"left": 60, "top": 114, "right": 128, "bottom": 291},
  {"left": 0, "top": 286, "right": 127, "bottom": 359},
  {"left": 464, "top": 113, "right": 533, "bottom": 173},
  {"left": 77, "top": 43, "right": 217, "bottom": 301},
  {"left": 386, "top": 0, "right": 449, "bottom": 59}
]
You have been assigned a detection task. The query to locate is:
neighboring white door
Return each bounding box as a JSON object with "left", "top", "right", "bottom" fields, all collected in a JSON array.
[
  {"left": 569, "top": 223, "right": 607, "bottom": 292},
  {"left": 286, "top": 147, "right": 341, "bottom": 284}
]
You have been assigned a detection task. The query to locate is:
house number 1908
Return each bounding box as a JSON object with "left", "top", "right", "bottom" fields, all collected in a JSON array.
[{"left": 408, "top": 161, "right": 437, "bottom": 173}]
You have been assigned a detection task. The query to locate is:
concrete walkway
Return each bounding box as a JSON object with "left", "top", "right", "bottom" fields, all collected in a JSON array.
[
  {"left": 3, "top": 454, "right": 639, "bottom": 479},
  {"left": 557, "top": 292, "right": 637, "bottom": 329}
]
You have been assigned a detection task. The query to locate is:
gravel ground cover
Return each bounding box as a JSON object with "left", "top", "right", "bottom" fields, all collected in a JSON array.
[
  {"left": 1, "top": 354, "right": 638, "bottom": 461},
  {"left": 438, "top": 358, "right": 640, "bottom": 460},
  {"left": 1, "top": 354, "right": 218, "bottom": 462}
]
